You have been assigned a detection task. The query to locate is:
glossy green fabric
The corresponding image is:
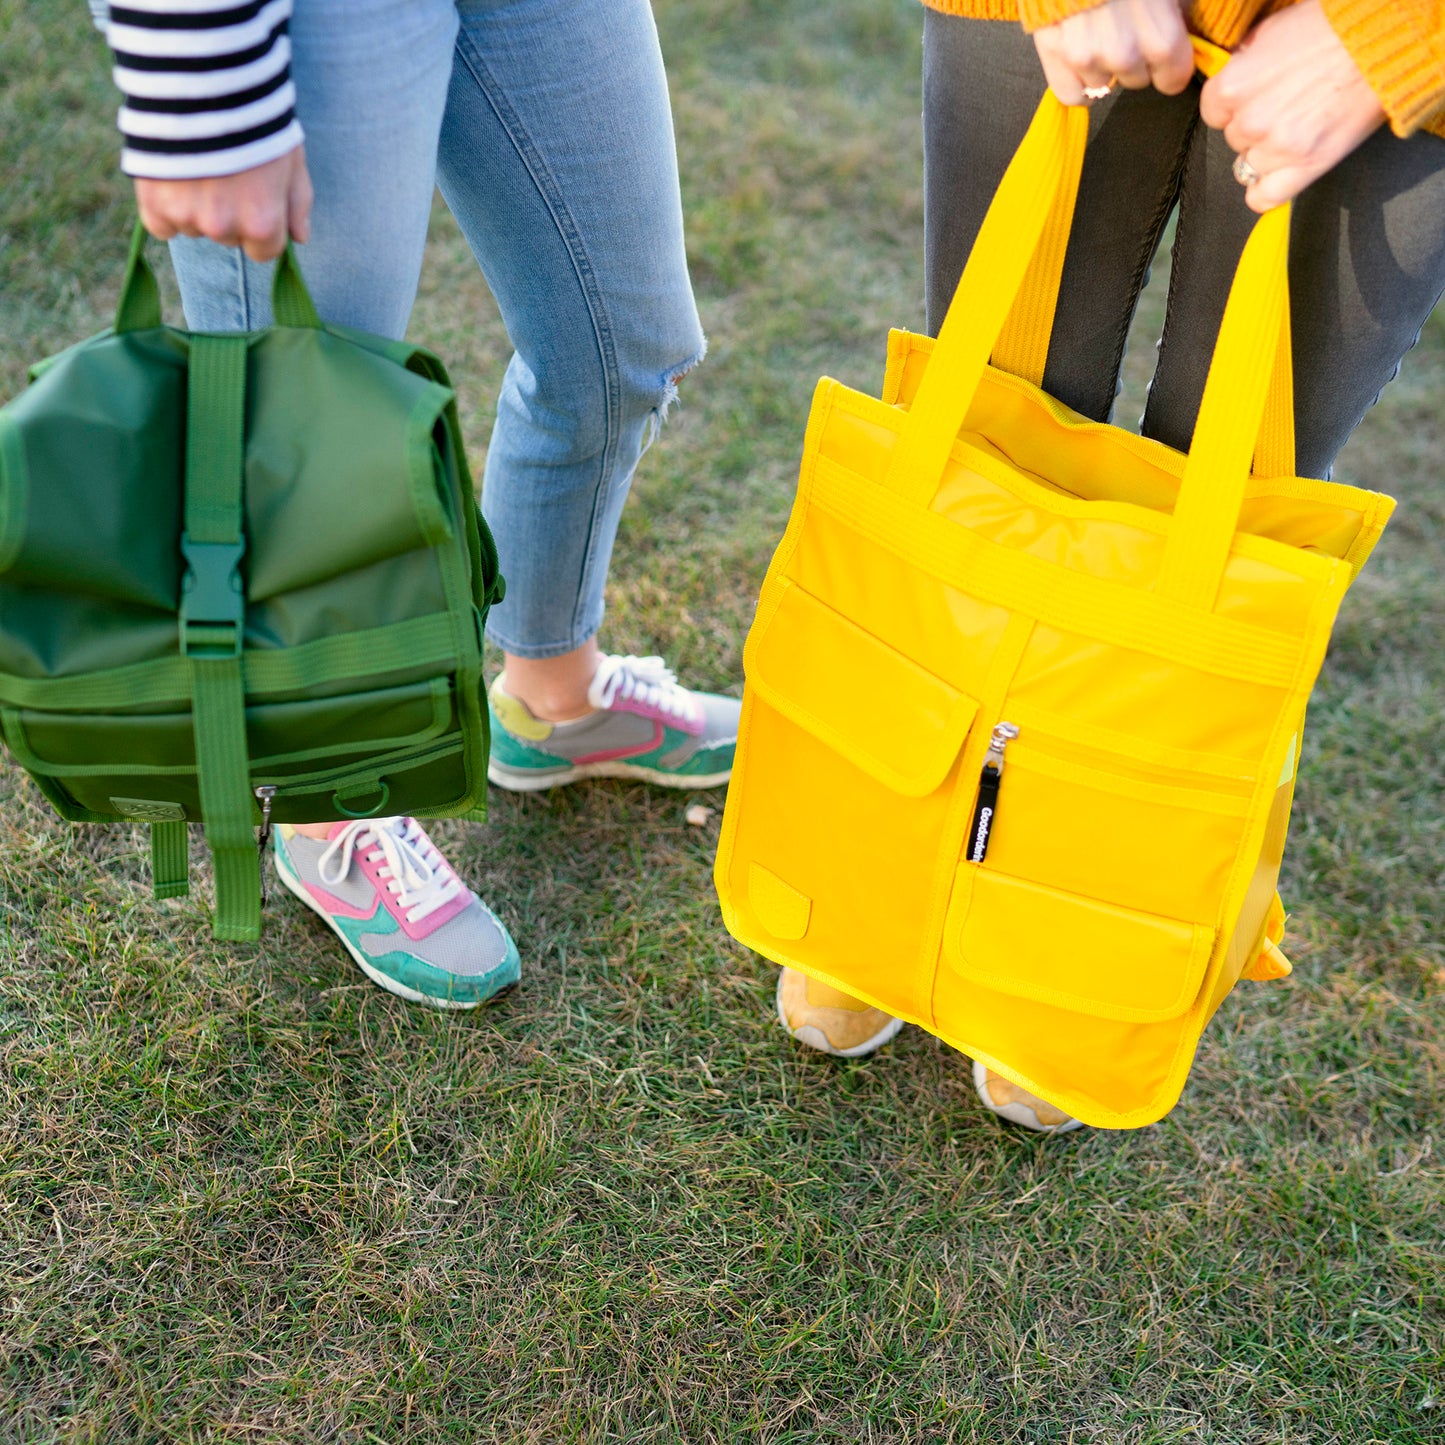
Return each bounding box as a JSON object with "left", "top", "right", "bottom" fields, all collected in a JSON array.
[{"left": 0, "top": 226, "right": 503, "bottom": 940}]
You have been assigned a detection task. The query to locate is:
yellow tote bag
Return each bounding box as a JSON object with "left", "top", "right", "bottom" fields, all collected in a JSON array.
[{"left": 714, "top": 57, "right": 1394, "bottom": 1129}]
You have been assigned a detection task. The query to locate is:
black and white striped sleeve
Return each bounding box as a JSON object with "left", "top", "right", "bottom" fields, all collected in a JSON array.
[{"left": 106, "top": 0, "right": 304, "bottom": 180}]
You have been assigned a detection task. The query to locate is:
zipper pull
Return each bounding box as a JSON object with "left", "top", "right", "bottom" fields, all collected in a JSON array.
[
  {"left": 967, "top": 722, "right": 1019, "bottom": 864},
  {"left": 254, "top": 785, "right": 277, "bottom": 905}
]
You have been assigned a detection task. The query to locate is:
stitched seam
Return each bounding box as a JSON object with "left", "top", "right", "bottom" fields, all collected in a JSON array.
[
  {"left": 1145, "top": 108, "right": 1211, "bottom": 431},
  {"left": 1106, "top": 108, "right": 1196, "bottom": 426},
  {"left": 451, "top": 27, "right": 622, "bottom": 649},
  {"left": 234, "top": 245, "right": 252, "bottom": 331}
]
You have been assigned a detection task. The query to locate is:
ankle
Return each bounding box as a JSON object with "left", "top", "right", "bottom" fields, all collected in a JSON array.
[
  {"left": 500, "top": 643, "right": 601, "bottom": 723},
  {"left": 504, "top": 678, "right": 595, "bottom": 724},
  {"left": 291, "top": 821, "right": 333, "bottom": 841}
]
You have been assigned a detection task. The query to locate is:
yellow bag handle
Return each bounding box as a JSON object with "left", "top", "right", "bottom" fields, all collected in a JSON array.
[
  {"left": 992, "top": 39, "right": 1296, "bottom": 482},
  {"left": 885, "top": 95, "right": 1089, "bottom": 499},
  {"left": 887, "top": 38, "right": 1298, "bottom": 610}
]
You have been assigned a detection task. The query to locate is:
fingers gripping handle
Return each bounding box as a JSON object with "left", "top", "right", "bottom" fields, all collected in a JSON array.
[
  {"left": 113, "top": 220, "right": 322, "bottom": 334},
  {"left": 991, "top": 39, "right": 1236, "bottom": 389}
]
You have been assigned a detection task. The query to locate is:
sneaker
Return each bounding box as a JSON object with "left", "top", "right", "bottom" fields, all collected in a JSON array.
[
  {"left": 487, "top": 654, "right": 739, "bottom": 792},
  {"left": 272, "top": 817, "right": 520, "bottom": 1009},
  {"left": 776, "top": 966, "right": 904, "bottom": 1058},
  {"left": 972, "top": 1060, "right": 1084, "bottom": 1134}
]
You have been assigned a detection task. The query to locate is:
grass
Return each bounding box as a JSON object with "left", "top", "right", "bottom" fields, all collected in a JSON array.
[{"left": 1, "top": 0, "right": 1442, "bottom": 1440}]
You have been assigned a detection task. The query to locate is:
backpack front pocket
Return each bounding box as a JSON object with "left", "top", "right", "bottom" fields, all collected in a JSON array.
[
  {"left": 3, "top": 675, "right": 456, "bottom": 819},
  {"left": 941, "top": 865, "right": 1215, "bottom": 1023}
]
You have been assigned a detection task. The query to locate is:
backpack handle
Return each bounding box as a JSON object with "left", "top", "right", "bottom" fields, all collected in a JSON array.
[{"left": 113, "top": 219, "right": 323, "bottom": 334}]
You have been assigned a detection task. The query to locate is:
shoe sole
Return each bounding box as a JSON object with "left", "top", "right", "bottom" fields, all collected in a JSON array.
[
  {"left": 488, "top": 757, "right": 732, "bottom": 792},
  {"left": 775, "top": 973, "right": 905, "bottom": 1058},
  {"left": 274, "top": 848, "right": 516, "bottom": 1011},
  {"left": 972, "top": 1059, "right": 1085, "bottom": 1134}
]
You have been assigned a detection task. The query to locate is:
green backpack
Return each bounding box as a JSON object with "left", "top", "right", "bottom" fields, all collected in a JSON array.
[{"left": 0, "top": 227, "right": 504, "bottom": 941}]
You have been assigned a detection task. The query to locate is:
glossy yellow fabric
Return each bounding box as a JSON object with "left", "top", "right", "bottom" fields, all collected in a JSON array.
[{"left": 714, "top": 57, "right": 1393, "bottom": 1128}]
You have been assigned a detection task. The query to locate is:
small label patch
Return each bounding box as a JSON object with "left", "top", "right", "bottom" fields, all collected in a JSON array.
[{"left": 111, "top": 797, "right": 186, "bottom": 822}]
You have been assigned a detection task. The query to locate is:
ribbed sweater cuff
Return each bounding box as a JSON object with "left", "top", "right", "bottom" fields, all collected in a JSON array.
[
  {"left": 1319, "top": 0, "right": 1445, "bottom": 137},
  {"left": 1015, "top": 0, "right": 1111, "bottom": 31},
  {"left": 920, "top": 0, "right": 1028, "bottom": 18}
]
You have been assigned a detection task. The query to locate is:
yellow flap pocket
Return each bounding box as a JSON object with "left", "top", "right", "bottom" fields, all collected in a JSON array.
[
  {"left": 944, "top": 867, "right": 1216, "bottom": 1023},
  {"left": 746, "top": 578, "right": 978, "bottom": 797},
  {"left": 749, "top": 863, "right": 812, "bottom": 941}
]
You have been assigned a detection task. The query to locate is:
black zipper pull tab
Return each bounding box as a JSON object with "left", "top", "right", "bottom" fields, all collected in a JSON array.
[{"left": 967, "top": 722, "right": 1019, "bottom": 863}]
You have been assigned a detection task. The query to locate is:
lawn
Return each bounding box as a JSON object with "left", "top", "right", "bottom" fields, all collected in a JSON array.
[{"left": 1, "top": 1, "right": 1441, "bottom": 1441}]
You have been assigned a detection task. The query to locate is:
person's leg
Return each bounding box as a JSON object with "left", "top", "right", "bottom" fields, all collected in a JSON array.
[
  {"left": 440, "top": 0, "right": 704, "bottom": 670},
  {"left": 924, "top": 12, "right": 1201, "bottom": 421},
  {"left": 167, "top": 0, "right": 518, "bottom": 1005},
  {"left": 1144, "top": 120, "right": 1445, "bottom": 477},
  {"left": 169, "top": 0, "right": 459, "bottom": 337},
  {"left": 434, "top": 0, "right": 736, "bottom": 791}
]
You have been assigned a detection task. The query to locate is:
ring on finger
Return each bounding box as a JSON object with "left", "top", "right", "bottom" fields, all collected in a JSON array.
[
  {"left": 1232, "top": 154, "right": 1261, "bottom": 187},
  {"left": 1082, "top": 76, "right": 1117, "bottom": 101}
]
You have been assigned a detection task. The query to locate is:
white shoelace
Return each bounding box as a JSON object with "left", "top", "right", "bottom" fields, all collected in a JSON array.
[
  {"left": 588, "top": 653, "right": 702, "bottom": 727},
  {"left": 318, "top": 816, "right": 463, "bottom": 925}
]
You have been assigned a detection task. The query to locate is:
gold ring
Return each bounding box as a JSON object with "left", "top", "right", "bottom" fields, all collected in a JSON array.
[
  {"left": 1082, "top": 78, "right": 1116, "bottom": 101},
  {"left": 1232, "top": 154, "right": 1261, "bottom": 187}
]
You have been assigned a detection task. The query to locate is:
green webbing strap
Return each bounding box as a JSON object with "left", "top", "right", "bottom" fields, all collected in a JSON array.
[
  {"left": 181, "top": 335, "right": 260, "bottom": 942},
  {"left": 151, "top": 821, "right": 190, "bottom": 899},
  {"left": 0, "top": 613, "right": 459, "bottom": 713}
]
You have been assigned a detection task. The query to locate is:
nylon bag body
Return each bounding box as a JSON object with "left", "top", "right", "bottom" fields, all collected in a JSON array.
[
  {"left": 714, "top": 57, "right": 1394, "bottom": 1128},
  {"left": 0, "top": 229, "right": 504, "bottom": 941}
]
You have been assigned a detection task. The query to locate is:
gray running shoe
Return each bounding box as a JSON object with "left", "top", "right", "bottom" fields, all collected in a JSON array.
[
  {"left": 487, "top": 653, "right": 739, "bottom": 791},
  {"left": 273, "top": 818, "right": 520, "bottom": 1008}
]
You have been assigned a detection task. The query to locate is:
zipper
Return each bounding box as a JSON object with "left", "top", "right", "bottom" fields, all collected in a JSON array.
[
  {"left": 967, "top": 721, "right": 1018, "bottom": 863},
  {"left": 1007, "top": 727, "right": 1254, "bottom": 794},
  {"left": 253, "top": 737, "right": 464, "bottom": 800},
  {"left": 254, "top": 784, "right": 278, "bottom": 905}
]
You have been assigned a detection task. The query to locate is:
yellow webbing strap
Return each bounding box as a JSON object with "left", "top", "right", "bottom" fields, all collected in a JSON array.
[{"left": 991, "top": 34, "right": 1297, "bottom": 480}]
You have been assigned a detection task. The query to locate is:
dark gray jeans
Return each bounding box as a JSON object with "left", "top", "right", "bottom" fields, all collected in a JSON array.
[{"left": 924, "top": 13, "right": 1445, "bottom": 478}]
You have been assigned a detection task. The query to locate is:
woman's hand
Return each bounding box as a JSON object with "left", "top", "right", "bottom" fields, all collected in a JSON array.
[
  {"left": 1200, "top": 1, "right": 1386, "bottom": 212},
  {"left": 133, "top": 146, "right": 314, "bottom": 262},
  {"left": 1033, "top": 0, "right": 1193, "bottom": 107}
]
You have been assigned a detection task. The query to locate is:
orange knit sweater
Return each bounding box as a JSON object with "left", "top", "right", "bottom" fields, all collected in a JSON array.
[{"left": 921, "top": 1, "right": 1445, "bottom": 139}]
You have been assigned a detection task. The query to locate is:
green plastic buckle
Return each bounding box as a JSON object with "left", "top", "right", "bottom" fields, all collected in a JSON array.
[{"left": 179, "top": 536, "right": 245, "bottom": 657}]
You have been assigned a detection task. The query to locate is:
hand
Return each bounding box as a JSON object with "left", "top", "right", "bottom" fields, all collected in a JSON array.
[
  {"left": 1200, "top": 1, "right": 1386, "bottom": 212},
  {"left": 133, "top": 146, "right": 314, "bottom": 262},
  {"left": 1033, "top": 0, "right": 1194, "bottom": 107}
]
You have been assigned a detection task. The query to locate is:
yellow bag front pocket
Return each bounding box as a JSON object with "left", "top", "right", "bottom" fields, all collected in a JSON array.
[
  {"left": 981, "top": 731, "right": 1253, "bottom": 922},
  {"left": 747, "top": 577, "right": 979, "bottom": 797},
  {"left": 720, "top": 577, "right": 983, "bottom": 1023},
  {"left": 942, "top": 866, "right": 1215, "bottom": 1024}
]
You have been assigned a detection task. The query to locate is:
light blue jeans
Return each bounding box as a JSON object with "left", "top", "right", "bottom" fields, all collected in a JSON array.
[{"left": 94, "top": 0, "right": 705, "bottom": 658}]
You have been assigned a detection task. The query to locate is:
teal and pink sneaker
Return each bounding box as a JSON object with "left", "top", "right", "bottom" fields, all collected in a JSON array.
[
  {"left": 487, "top": 653, "right": 739, "bottom": 792},
  {"left": 272, "top": 817, "right": 520, "bottom": 1009}
]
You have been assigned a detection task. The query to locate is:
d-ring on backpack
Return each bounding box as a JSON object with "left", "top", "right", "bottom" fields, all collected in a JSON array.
[
  {"left": 714, "top": 43, "right": 1395, "bottom": 1128},
  {"left": 0, "top": 227, "right": 504, "bottom": 941}
]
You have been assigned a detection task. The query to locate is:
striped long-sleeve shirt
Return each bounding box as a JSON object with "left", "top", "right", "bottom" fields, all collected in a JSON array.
[{"left": 105, "top": 0, "right": 305, "bottom": 179}]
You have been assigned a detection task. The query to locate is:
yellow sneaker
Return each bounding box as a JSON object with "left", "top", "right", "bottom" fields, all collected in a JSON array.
[
  {"left": 776, "top": 967, "right": 904, "bottom": 1058},
  {"left": 972, "top": 1060, "right": 1084, "bottom": 1134}
]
